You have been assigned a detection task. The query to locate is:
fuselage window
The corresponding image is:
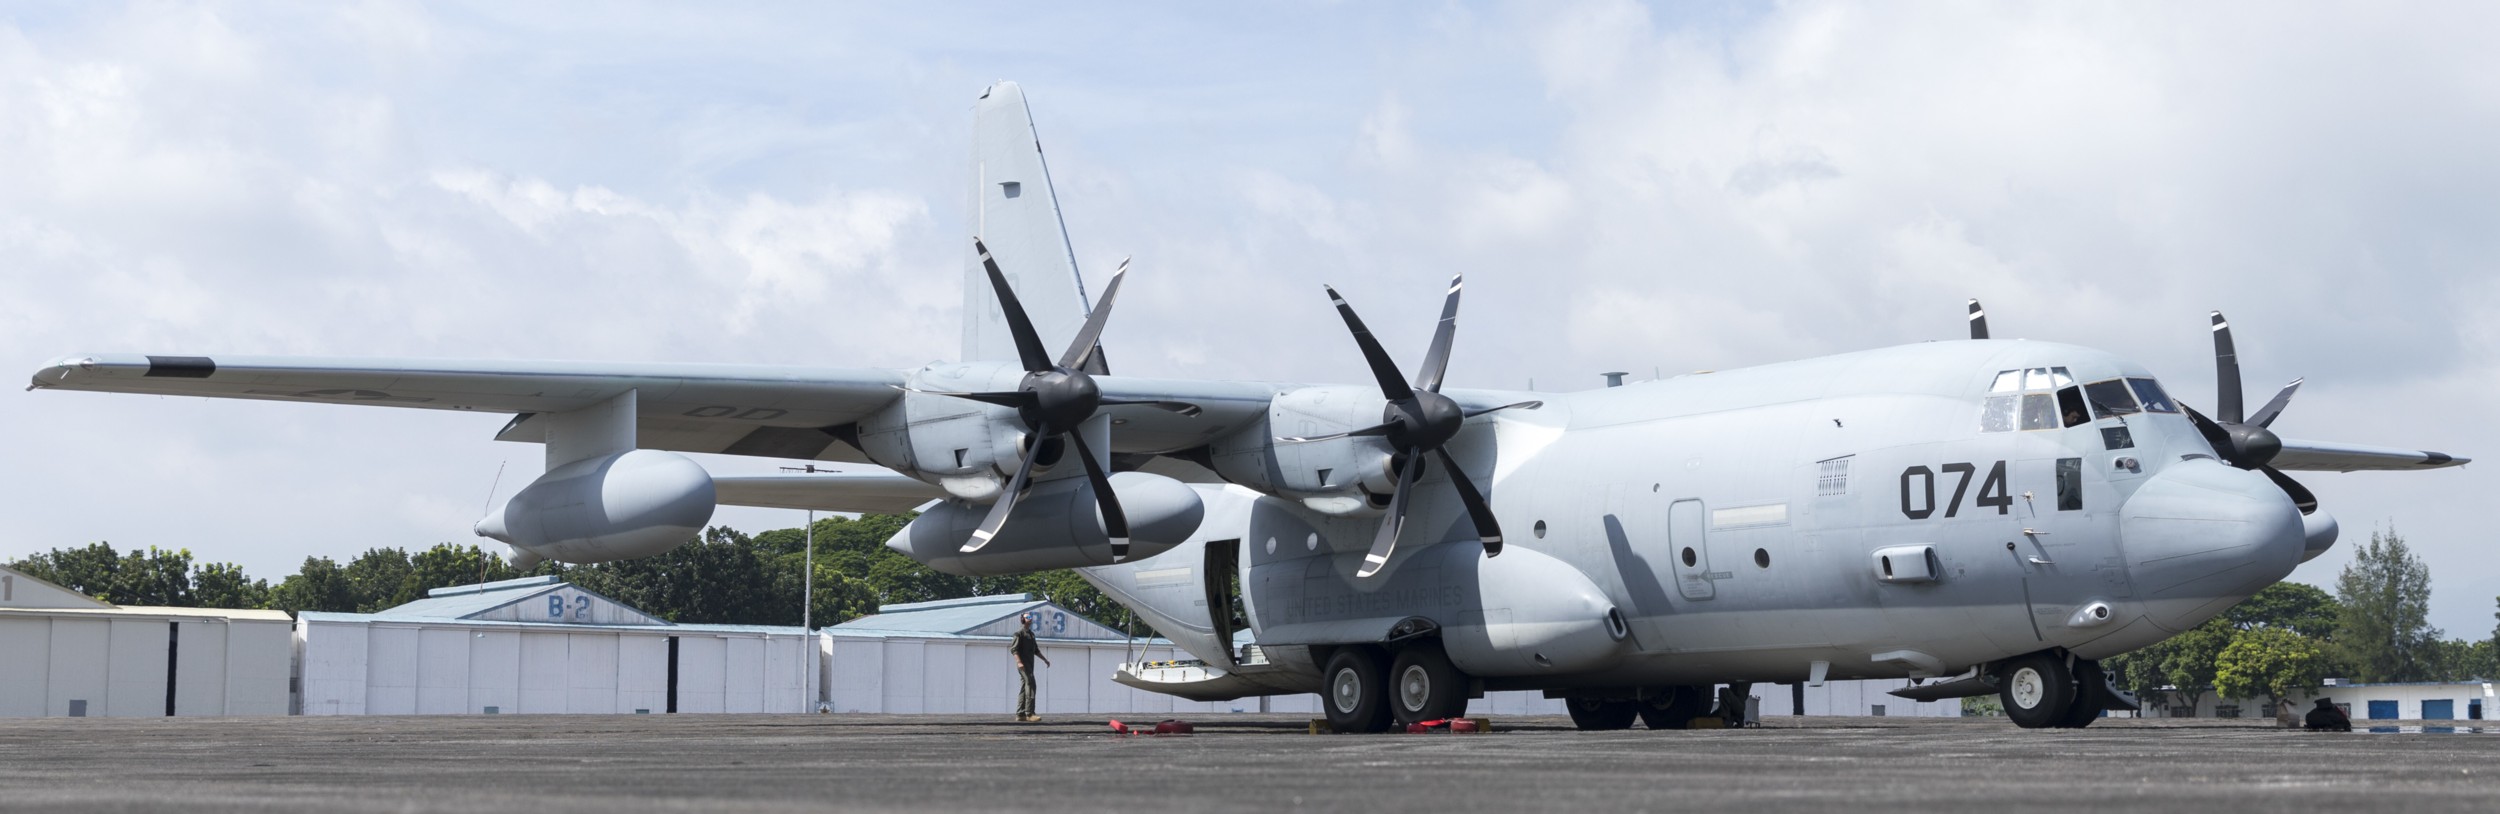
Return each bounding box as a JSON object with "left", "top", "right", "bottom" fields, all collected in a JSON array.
[
  {"left": 2127, "top": 378, "right": 2178, "bottom": 413},
  {"left": 2083, "top": 379, "right": 2139, "bottom": 418}
]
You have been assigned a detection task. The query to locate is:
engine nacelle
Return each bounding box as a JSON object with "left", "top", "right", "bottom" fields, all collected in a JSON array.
[
  {"left": 1207, "top": 384, "right": 1393, "bottom": 516},
  {"left": 889, "top": 472, "right": 1205, "bottom": 576},
  {"left": 855, "top": 361, "right": 1035, "bottom": 501},
  {"left": 475, "top": 450, "right": 716, "bottom": 564}
]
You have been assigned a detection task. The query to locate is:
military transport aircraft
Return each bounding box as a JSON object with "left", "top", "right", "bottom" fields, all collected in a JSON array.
[{"left": 29, "top": 82, "right": 2469, "bottom": 731}]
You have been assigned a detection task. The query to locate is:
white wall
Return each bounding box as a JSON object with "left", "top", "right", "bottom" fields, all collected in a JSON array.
[
  {"left": 296, "top": 618, "right": 807, "bottom": 716},
  {"left": 0, "top": 611, "right": 288, "bottom": 718}
]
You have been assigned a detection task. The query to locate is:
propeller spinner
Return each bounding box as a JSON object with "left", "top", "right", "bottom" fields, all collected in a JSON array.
[
  {"left": 2180, "top": 311, "right": 2316, "bottom": 514},
  {"left": 909, "top": 238, "right": 1196, "bottom": 561},
  {"left": 1286, "top": 276, "right": 1540, "bottom": 578}
]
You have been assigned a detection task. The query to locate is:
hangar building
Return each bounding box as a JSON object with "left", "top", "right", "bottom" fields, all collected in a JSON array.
[
  {"left": 295, "top": 575, "right": 810, "bottom": 715},
  {"left": 0, "top": 564, "right": 292, "bottom": 718}
]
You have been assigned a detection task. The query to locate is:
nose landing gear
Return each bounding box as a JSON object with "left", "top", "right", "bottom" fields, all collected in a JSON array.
[{"left": 1998, "top": 651, "right": 2117, "bottom": 729}]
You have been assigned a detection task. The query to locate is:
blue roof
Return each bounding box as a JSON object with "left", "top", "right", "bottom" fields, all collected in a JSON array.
[{"left": 829, "top": 592, "right": 1128, "bottom": 640}]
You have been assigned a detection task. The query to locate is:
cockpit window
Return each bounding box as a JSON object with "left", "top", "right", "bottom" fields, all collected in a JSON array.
[
  {"left": 1981, "top": 367, "right": 2083, "bottom": 432},
  {"left": 2084, "top": 379, "right": 2139, "bottom": 418},
  {"left": 2021, "top": 393, "right": 2058, "bottom": 430},
  {"left": 2128, "top": 378, "right": 2177, "bottom": 413}
]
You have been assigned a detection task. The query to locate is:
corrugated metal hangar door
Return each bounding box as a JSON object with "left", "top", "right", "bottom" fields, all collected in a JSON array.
[{"left": 0, "top": 566, "right": 293, "bottom": 718}]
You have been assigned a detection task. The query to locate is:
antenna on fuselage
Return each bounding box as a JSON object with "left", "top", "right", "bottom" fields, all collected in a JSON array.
[
  {"left": 1968, "top": 299, "right": 1990, "bottom": 340},
  {"left": 1602, "top": 372, "right": 1628, "bottom": 388}
]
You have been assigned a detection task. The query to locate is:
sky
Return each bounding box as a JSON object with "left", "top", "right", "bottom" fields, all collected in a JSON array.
[{"left": 3, "top": 1, "right": 2496, "bottom": 637}]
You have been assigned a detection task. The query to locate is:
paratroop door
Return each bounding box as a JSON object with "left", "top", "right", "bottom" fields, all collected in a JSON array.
[{"left": 1670, "top": 499, "right": 1713, "bottom": 600}]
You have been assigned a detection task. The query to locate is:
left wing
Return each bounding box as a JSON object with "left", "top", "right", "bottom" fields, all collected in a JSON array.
[
  {"left": 31, "top": 353, "right": 908, "bottom": 463},
  {"left": 2272, "top": 437, "right": 2470, "bottom": 472},
  {"left": 29, "top": 353, "right": 1285, "bottom": 461}
]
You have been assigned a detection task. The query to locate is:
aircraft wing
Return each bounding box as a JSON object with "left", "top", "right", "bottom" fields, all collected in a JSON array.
[
  {"left": 28, "top": 353, "right": 1284, "bottom": 461},
  {"left": 711, "top": 471, "right": 945, "bottom": 514},
  {"left": 29, "top": 353, "right": 909, "bottom": 462},
  {"left": 2272, "top": 437, "right": 2470, "bottom": 472}
]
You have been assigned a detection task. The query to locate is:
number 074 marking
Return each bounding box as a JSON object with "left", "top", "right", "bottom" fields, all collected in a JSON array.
[{"left": 1900, "top": 461, "right": 2012, "bottom": 519}]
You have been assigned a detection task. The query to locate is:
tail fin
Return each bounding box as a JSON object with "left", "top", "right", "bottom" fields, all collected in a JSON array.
[{"left": 963, "top": 81, "right": 1100, "bottom": 370}]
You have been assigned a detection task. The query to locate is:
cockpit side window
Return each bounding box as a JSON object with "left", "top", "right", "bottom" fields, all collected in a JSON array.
[
  {"left": 2084, "top": 379, "right": 2139, "bottom": 418},
  {"left": 2128, "top": 378, "right": 2177, "bottom": 413},
  {"left": 2056, "top": 386, "right": 2088, "bottom": 428}
]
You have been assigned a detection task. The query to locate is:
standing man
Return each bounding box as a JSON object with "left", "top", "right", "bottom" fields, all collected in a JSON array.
[{"left": 1012, "top": 613, "right": 1051, "bottom": 722}]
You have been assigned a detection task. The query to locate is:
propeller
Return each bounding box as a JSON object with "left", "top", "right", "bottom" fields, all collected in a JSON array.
[
  {"left": 2180, "top": 311, "right": 2316, "bottom": 514},
  {"left": 1290, "top": 275, "right": 1541, "bottom": 578},
  {"left": 910, "top": 238, "right": 1191, "bottom": 561},
  {"left": 1968, "top": 299, "right": 1989, "bottom": 340}
]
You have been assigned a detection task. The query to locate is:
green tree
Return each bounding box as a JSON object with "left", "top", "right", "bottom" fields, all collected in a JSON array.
[
  {"left": 2333, "top": 527, "right": 2437, "bottom": 682},
  {"left": 272, "top": 556, "right": 359, "bottom": 613},
  {"left": 192, "top": 562, "right": 271, "bottom": 610},
  {"left": 112, "top": 546, "right": 196, "bottom": 606},
  {"left": 2215, "top": 627, "right": 2329, "bottom": 717},
  {"left": 408, "top": 544, "right": 517, "bottom": 600},
  {"left": 6, "top": 542, "right": 124, "bottom": 600},
  {"left": 2156, "top": 618, "right": 2235, "bottom": 714},
  {"left": 344, "top": 547, "right": 417, "bottom": 611},
  {"left": 2224, "top": 582, "right": 2340, "bottom": 638}
]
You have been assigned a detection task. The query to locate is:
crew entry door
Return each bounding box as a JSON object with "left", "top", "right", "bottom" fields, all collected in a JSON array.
[{"left": 1669, "top": 499, "right": 1714, "bottom": 600}]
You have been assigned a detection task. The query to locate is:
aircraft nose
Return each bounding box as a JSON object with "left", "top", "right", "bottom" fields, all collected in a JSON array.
[{"left": 2120, "top": 459, "right": 2305, "bottom": 634}]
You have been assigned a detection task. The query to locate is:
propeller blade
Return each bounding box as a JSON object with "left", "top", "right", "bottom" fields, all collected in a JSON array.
[
  {"left": 1414, "top": 274, "right": 1464, "bottom": 393},
  {"left": 2260, "top": 465, "right": 2319, "bottom": 515},
  {"left": 2249, "top": 378, "right": 2303, "bottom": 428},
  {"left": 1968, "top": 299, "right": 1989, "bottom": 340},
  {"left": 1099, "top": 398, "right": 1203, "bottom": 417},
  {"left": 1325, "top": 285, "right": 1418, "bottom": 402},
  {"left": 2179, "top": 402, "right": 2244, "bottom": 468},
  {"left": 1355, "top": 454, "right": 1424, "bottom": 578},
  {"left": 2210, "top": 311, "right": 2244, "bottom": 424},
  {"left": 1435, "top": 447, "right": 1502, "bottom": 557},
  {"left": 897, "top": 386, "right": 1038, "bottom": 409},
  {"left": 1462, "top": 400, "right": 1543, "bottom": 418},
  {"left": 975, "top": 238, "right": 1055, "bottom": 373},
  {"left": 1058, "top": 257, "right": 1129, "bottom": 370},
  {"left": 961, "top": 422, "right": 1049, "bottom": 554},
  {"left": 1277, "top": 421, "right": 1397, "bottom": 444},
  {"left": 1068, "top": 432, "right": 1130, "bottom": 561}
]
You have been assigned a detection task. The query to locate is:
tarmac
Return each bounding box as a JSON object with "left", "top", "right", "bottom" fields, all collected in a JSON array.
[{"left": 2, "top": 713, "right": 2495, "bottom": 813}]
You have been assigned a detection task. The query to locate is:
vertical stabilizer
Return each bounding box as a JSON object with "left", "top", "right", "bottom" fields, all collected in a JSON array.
[{"left": 964, "top": 81, "right": 1096, "bottom": 368}]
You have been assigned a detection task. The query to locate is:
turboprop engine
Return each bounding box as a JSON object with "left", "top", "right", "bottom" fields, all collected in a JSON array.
[
  {"left": 889, "top": 471, "right": 1205, "bottom": 576},
  {"left": 1207, "top": 384, "right": 1399, "bottom": 515},
  {"left": 853, "top": 360, "right": 1034, "bottom": 502},
  {"left": 473, "top": 390, "right": 715, "bottom": 566}
]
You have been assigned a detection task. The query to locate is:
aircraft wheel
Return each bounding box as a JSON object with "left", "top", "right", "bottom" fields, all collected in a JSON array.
[
  {"left": 1322, "top": 648, "right": 1393, "bottom": 733},
  {"left": 1998, "top": 653, "right": 2075, "bottom": 729},
  {"left": 1388, "top": 645, "right": 1468, "bottom": 724},
  {"left": 1636, "top": 685, "right": 1706, "bottom": 730},
  {"left": 1565, "top": 694, "right": 1639, "bottom": 731},
  {"left": 2056, "top": 659, "right": 2108, "bottom": 728}
]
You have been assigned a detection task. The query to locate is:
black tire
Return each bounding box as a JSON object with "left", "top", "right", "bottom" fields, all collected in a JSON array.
[
  {"left": 1388, "top": 646, "right": 1469, "bottom": 724},
  {"left": 1636, "top": 685, "right": 1705, "bottom": 730},
  {"left": 1998, "top": 653, "right": 2076, "bottom": 729},
  {"left": 2057, "top": 660, "right": 2107, "bottom": 728},
  {"left": 1322, "top": 648, "right": 1393, "bottom": 734},
  {"left": 1565, "top": 694, "right": 1640, "bottom": 731}
]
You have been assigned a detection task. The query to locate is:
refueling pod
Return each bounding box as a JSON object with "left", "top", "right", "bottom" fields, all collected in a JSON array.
[
  {"left": 474, "top": 449, "right": 715, "bottom": 564},
  {"left": 473, "top": 390, "right": 715, "bottom": 566}
]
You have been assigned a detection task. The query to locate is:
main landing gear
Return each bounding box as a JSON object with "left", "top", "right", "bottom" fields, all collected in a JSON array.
[
  {"left": 1565, "top": 685, "right": 1722, "bottom": 730},
  {"left": 1322, "top": 643, "right": 1472, "bottom": 733},
  {"left": 1998, "top": 651, "right": 2117, "bottom": 729}
]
